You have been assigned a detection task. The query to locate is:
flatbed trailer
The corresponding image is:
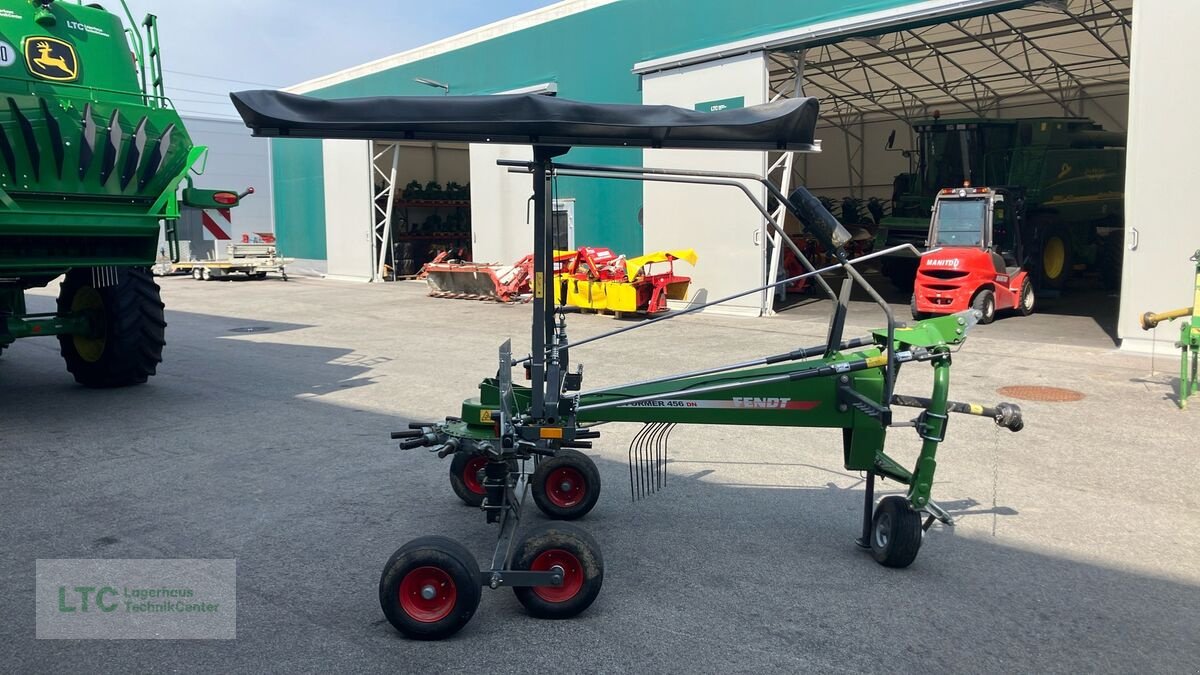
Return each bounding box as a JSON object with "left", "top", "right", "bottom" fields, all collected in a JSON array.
[{"left": 159, "top": 244, "right": 291, "bottom": 280}]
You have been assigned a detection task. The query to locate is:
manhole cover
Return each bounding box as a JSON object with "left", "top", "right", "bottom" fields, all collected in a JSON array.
[
  {"left": 996, "top": 385, "right": 1084, "bottom": 402},
  {"left": 228, "top": 326, "right": 273, "bottom": 333}
]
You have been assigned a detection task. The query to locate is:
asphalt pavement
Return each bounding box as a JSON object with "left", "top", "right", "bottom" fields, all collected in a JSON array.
[{"left": 1, "top": 274, "right": 1196, "bottom": 673}]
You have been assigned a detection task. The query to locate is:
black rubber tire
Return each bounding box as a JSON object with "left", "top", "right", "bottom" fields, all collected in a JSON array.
[
  {"left": 448, "top": 452, "right": 519, "bottom": 507},
  {"left": 909, "top": 293, "right": 924, "bottom": 321},
  {"left": 449, "top": 452, "right": 488, "bottom": 507},
  {"left": 870, "top": 496, "right": 923, "bottom": 568},
  {"left": 1038, "top": 223, "right": 1072, "bottom": 290},
  {"left": 1017, "top": 278, "right": 1035, "bottom": 317},
  {"left": 1098, "top": 232, "right": 1123, "bottom": 290},
  {"left": 971, "top": 288, "right": 996, "bottom": 324},
  {"left": 511, "top": 522, "right": 603, "bottom": 619},
  {"left": 531, "top": 449, "right": 601, "bottom": 520},
  {"left": 57, "top": 267, "right": 166, "bottom": 388},
  {"left": 379, "top": 536, "right": 481, "bottom": 640}
]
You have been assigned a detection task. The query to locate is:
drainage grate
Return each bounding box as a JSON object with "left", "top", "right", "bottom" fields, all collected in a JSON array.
[
  {"left": 228, "top": 326, "right": 273, "bottom": 333},
  {"left": 997, "top": 385, "right": 1085, "bottom": 402}
]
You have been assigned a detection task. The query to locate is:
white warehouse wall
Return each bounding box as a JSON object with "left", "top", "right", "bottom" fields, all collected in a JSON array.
[
  {"left": 642, "top": 52, "right": 770, "bottom": 316},
  {"left": 1118, "top": 0, "right": 1200, "bottom": 352}
]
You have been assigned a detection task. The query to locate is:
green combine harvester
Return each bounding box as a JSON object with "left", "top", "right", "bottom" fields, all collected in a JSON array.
[{"left": 0, "top": 0, "right": 247, "bottom": 386}]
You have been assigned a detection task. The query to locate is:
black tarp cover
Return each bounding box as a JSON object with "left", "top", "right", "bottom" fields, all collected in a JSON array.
[{"left": 230, "top": 90, "right": 820, "bottom": 151}]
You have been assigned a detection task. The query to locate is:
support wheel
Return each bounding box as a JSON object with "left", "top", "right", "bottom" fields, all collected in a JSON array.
[
  {"left": 971, "top": 288, "right": 996, "bottom": 324},
  {"left": 379, "top": 536, "right": 481, "bottom": 640},
  {"left": 57, "top": 267, "right": 166, "bottom": 388},
  {"left": 1017, "top": 278, "right": 1035, "bottom": 316},
  {"left": 449, "top": 452, "right": 490, "bottom": 507},
  {"left": 870, "top": 496, "right": 923, "bottom": 568},
  {"left": 531, "top": 448, "right": 601, "bottom": 520},
  {"left": 511, "top": 522, "right": 603, "bottom": 619}
]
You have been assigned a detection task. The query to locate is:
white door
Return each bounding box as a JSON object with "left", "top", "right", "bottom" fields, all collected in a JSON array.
[
  {"left": 642, "top": 51, "right": 769, "bottom": 316},
  {"left": 322, "top": 139, "right": 374, "bottom": 281},
  {"left": 469, "top": 143, "right": 534, "bottom": 264}
]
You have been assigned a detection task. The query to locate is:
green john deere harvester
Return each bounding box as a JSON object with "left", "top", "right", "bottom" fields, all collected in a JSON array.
[{"left": 0, "top": 0, "right": 246, "bottom": 386}]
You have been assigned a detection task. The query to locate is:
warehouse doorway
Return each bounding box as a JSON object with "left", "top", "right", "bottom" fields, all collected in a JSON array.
[
  {"left": 636, "top": 0, "right": 1132, "bottom": 336},
  {"left": 370, "top": 140, "right": 472, "bottom": 281}
]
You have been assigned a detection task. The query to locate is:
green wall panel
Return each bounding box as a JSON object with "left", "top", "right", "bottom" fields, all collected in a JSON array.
[
  {"left": 271, "top": 138, "right": 327, "bottom": 260},
  {"left": 273, "top": 0, "right": 931, "bottom": 259}
]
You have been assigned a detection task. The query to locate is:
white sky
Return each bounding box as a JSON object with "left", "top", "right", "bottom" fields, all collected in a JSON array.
[{"left": 115, "top": 1, "right": 562, "bottom": 119}]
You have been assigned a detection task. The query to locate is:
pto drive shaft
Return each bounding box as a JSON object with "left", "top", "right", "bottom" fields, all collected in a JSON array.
[{"left": 891, "top": 394, "right": 1023, "bottom": 432}]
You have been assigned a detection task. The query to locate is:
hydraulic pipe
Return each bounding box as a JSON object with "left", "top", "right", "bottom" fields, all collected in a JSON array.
[
  {"left": 1141, "top": 307, "right": 1193, "bottom": 330},
  {"left": 577, "top": 335, "right": 875, "bottom": 398},
  {"left": 577, "top": 348, "right": 929, "bottom": 414}
]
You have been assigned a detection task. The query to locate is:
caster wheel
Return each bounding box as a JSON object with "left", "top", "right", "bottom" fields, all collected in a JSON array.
[
  {"left": 379, "top": 536, "right": 482, "bottom": 640},
  {"left": 870, "top": 496, "right": 923, "bottom": 568},
  {"left": 449, "top": 452, "right": 489, "bottom": 507},
  {"left": 511, "top": 522, "right": 603, "bottom": 619},
  {"left": 531, "top": 448, "right": 601, "bottom": 520}
]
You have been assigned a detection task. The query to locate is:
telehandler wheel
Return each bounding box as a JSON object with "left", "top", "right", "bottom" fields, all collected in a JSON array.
[
  {"left": 909, "top": 293, "right": 925, "bottom": 321},
  {"left": 971, "top": 288, "right": 996, "bottom": 324},
  {"left": 1017, "top": 278, "right": 1035, "bottom": 316},
  {"left": 870, "top": 496, "right": 923, "bottom": 568},
  {"left": 531, "top": 449, "right": 601, "bottom": 520},
  {"left": 511, "top": 522, "right": 604, "bottom": 619},
  {"left": 57, "top": 267, "right": 166, "bottom": 388},
  {"left": 379, "top": 536, "right": 481, "bottom": 640},
  {"left": 449, "top": 452, "right": 490, "bottom": 507}
]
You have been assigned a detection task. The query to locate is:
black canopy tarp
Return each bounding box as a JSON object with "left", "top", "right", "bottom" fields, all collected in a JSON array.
[{"left": 230, "top": 90, "right": 820, "bottom": 151}]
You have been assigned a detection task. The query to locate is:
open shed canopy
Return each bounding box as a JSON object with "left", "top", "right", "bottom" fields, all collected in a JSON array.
[{"left": 766, "top": 0, "right": 1132, "bottom": 128}]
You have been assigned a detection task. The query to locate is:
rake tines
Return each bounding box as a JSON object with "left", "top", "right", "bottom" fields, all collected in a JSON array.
[{"left": 628, "top": 422, "right": 675, "bottom": 500}]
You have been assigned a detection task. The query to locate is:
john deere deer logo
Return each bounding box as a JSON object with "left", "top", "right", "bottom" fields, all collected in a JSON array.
[{"left": 24, "top": 37, "right": 77, "bottom": 82}]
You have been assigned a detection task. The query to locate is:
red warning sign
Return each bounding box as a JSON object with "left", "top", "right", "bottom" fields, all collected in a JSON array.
[{"left": 201, "top": 208, "right": 232, "bottom": 241}]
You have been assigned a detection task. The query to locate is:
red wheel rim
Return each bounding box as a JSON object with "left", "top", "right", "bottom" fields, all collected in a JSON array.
[
  {"left": 545, "top": 467, "right": 586, "bottom": 508},
  {"left": 530, "top": 549, "right": 584, "bottom": 603},
  {"left": 398, "top": 566, "right": 457, "bottom": 623},
  {"left": 463, "top": 456, "right": 488, "bottom": 495}
]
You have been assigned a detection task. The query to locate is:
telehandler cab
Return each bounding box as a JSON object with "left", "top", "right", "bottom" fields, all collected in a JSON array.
[{"left": 912, "top": 185, "right": 1035, "bottom": 323}]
